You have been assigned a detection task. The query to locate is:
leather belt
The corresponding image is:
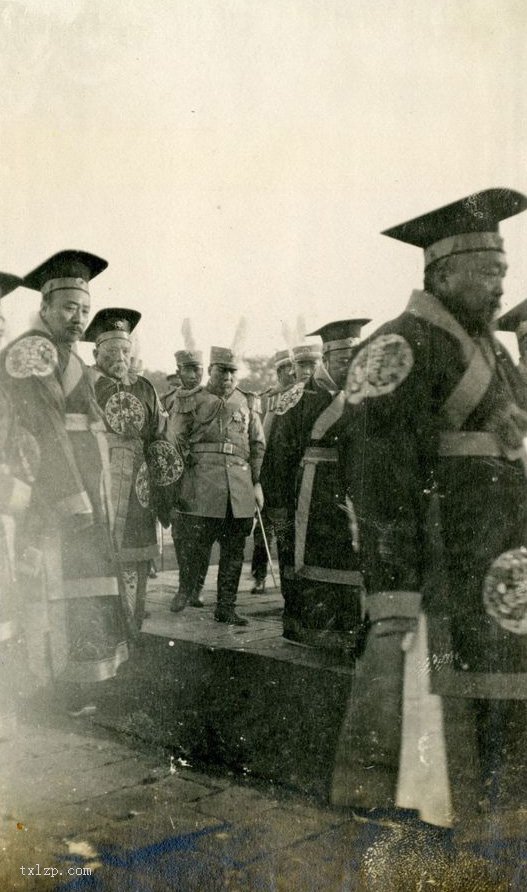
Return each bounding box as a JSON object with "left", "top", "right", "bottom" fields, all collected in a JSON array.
[
  {"left": 191, "top": 442, "right": 247, "bottom": 459},
  {"left": 438, "top": 431, "right": 502, "bottom": 457}
]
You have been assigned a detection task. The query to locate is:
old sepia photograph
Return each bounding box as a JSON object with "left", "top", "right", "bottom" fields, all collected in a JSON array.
[{"left": 0, "top": 0, "right": 526, "bottom": 889}]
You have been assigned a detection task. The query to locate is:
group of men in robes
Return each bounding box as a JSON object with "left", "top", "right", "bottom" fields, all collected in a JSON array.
[{"left": 1, "top": 185, "right": 526, "bottom": 838}]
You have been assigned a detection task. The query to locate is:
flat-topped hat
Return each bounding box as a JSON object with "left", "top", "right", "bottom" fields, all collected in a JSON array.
[
  {"left": 496, "top": 299, "right": 527, "bottom": 339},
  {"left": 0, "top": 273, "right": 23, "bottom": 298},
  {"left": 84, "top": 307, "right": 141, "bottom": 345},
  {"left": 209, "top": 346, "right": 239, "bottom": 369},
  {"left": 273, "top": 349, "right": 292, "bottom": 369},
  {"left": 307, "top": 319, "right": 370, "bottom": 353},
  {"left": 175, "top": 349, "right": 203, "bottom": 366},
  {"left": 292, "top": 343, "right": 322, "bottom": 362},
  {"left": 23, "top": 250, "right": 108, "bottom": 297},
  {"left": 382, "top": 188, "right": 527, "bottom": 269}
]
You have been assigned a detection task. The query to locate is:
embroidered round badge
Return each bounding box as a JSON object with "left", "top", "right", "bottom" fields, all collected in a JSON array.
[
  {"left": 483, "top": 548, "right": 527, "bottom": 635},
  {"left": 346, "top": 334, "right": 414, "bottom": 405},
  {"left": 104, "top": 391, "right": 145, "bottom": 434},
  {"left": 5, "top": 336, "right": 58, "bottom": 378},
  {"left": 147, "top": 440, "right": 184, "bottom": 486},
  {"left": 135, "top": 461, "right": 150, "bottom": 508},
  {"left": 275, "top": 382, "right": 304, "bottom": 415}
]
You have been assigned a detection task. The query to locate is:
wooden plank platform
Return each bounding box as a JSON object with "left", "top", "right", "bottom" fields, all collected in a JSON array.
[{"left": 144, "top": 566, "right": 353, "bottom": 675}]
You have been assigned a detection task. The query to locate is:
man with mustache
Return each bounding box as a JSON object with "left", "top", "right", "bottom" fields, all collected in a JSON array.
[
  {"left": 85, "top": 308, "right": 173, "bottom": 638},
  {"left": 167, "top": 346, "right": 265, "bottom": 624},
  {"left": 0, "top": 251, "right": 129, "bottom": 714},
  {"left": 333, "top": 189, "right": 527, "bottom": 837}
]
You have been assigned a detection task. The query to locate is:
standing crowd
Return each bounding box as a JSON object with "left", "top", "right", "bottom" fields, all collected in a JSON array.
[{"left": 1, "top": 187, "right": 526, "bottom": 835}]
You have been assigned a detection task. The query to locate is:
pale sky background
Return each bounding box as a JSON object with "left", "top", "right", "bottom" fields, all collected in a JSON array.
[{"left": 0, "top": 0, "right": 526, "bottom": 370}]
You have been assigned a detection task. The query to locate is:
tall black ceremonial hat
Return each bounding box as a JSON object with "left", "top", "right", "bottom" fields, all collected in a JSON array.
[
  {"left": 382, "top": 188, "right": 527, "bottom": 268},
  {"left": 0, "top": 273, "right": 23, "bottom": 298},
  {"left": 84, "top": 307, "right": 141, "bottom": 344},
  {"left": 496, "top": 299, "right": 527, "bottom": 337},
  {"left": 306, "top": 318, "right": 371, "bottom": 352},
  {"left": 23, "top": 250, "right": 108, "bottom": 294}
]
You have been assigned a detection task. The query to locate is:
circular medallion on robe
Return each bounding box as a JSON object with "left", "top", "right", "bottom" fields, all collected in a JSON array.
[
  {"left": 346, "top": 334, "right": 414, "bottom": 405},
  {"left": 483, "top": 547, "right": 527, "bottom": 635},
  {"left": 104, "top": 391, "right": 145, "bottom": 434},
  {"left": 147, "top": 440, "right": 184, "bottom": 486},
  {"left": 135, "top": 461, "right": 150, "bottom": 508},
  {"left": 5, "top": 336, "right": 58, "bottom": 378}
]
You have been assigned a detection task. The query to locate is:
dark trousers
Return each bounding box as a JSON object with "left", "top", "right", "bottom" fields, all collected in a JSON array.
[
  {"left": 172, "top": 514, "right": 211, "bottom": 598},
  {"left": 178, "top": 506, "right": 252, "bottom": 612},
  {"left": 250, "top": 509, "right": 274, "bottom": 582}
]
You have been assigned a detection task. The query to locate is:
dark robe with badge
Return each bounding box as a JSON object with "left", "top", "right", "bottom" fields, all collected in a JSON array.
[
  {"left": 0, "top": 383, "right": 39, "bottom": 732},
  {"left": 90, "top": 370, "right": 165, "bottom": 634},
  {"left": 0, "top": 321, "right": 129, "bottom": 685},
  {"left": 261, "top": 366, "right": 364, "bottom": 651},
  {"left": 333, "top": 290, "right": 527, "bottom": 830}
]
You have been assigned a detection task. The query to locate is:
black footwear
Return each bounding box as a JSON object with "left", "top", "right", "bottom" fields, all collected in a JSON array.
[
  {"left": 214, "top": 611, "right": 249, "bottom": 626},
  {"left": 188, "top": 598, "right": 205, "bottom": 608},
  {"left": 250, "top": 579, "right": 266, "bottom": 594},
  {"left": 170, "top": 595, "right": 187, "bottom": 613}
]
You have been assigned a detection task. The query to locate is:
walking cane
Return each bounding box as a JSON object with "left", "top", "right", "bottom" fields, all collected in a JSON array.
[{"left": 255, "top": 504, "right": 278, "bottom": 590}]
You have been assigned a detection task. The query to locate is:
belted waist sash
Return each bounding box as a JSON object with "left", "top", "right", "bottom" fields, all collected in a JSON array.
[
  {"left": 191, "top": 441, "right": 248, "bottom": 459},
  {"left": 65, "top": 413, "right": 105, "bottom": 433},
  {"left": 302, "top": 446, "right": 338, "bottom": 464}
]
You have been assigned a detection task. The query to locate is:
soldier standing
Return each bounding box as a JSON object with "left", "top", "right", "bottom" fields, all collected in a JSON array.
[
  {"left": 250, "top": 349, "right": 294, "bottom": 593},
  {"left": 333, "top": 189, "right": 527, "bottom": 833},
  {"left": 84, "top": 308, "right": 170, "bottom": 637},
  {"left": 167, "top": 346, "right": 265, "bottom": 625}
]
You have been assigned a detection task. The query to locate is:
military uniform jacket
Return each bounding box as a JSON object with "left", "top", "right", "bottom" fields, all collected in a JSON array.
[
  {"left": 339, "top": 289, "right": 527, "bottom": 698},
  {"left": 261, "top": 366, "right": 361, "bottom": 585},
  {"left": 167, "top": 384, "right": 265, "bottom": 518},
  {"left": 91, "top": 370, "right": 166, "bottom": 562}
]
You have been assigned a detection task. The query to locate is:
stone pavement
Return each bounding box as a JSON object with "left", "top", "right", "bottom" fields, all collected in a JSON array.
[{"left": 2, "top": 714, "right": 526, "bottom": 891}]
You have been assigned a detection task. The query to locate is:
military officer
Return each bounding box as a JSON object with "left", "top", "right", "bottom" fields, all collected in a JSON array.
[
  {"left": 161, "top": 348, "right": 211, "bottom": 606},
  {"left": 163, "top": 349, "right": 204, "bottom": 413},
  {"left": 292, "top": 342, "right": 322, "bottom": 384},
  {"left": 167, "top": 346, "right": 265, "bottom": 625},
  {"left": 261, "top": 320, "right": 369, "bottom": 649},
  {"left": 250, "top": 348, "right": 294, "bottom": 594},
  {"left": 84, "top": 307, "right": 171, "bottom": 637},
  {"left": 333, "top": 189, "right": 527, "bottom": 834}
]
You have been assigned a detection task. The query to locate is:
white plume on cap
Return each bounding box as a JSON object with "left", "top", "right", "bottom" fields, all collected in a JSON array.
[
  {"left": 231, "top": 315, "right": 248, "bottom": 355},
  {"left": 281, "top": 321, "right": 293, "bottom": 348},
  {"left": 181, "top": 318, "right": 196, "bottom": 351},
  {"left": 295, "top": 315, "right": 306, "bottom": 344}
]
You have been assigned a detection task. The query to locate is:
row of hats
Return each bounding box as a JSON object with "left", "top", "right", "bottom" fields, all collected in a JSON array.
[{"left": 2, "top": 186, "right": 527, "bottom": 341}]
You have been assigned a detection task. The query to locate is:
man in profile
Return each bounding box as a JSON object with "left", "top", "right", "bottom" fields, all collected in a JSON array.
[{"left": 334, "top": 189, "right": 527, "bottom": 836}]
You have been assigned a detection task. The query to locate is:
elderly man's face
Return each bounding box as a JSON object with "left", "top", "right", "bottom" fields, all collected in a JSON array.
[
  {"left": 40, "top": 289, "right": 91, "bottom": 344},
  {"left": 208, "top": 363, "right": 237, "bottom": 397},
  {"left": 95, "top": 338, "right": 132, "bottom": 380},
  {"left": 437, "top": 250, "right": 507, "bottom": 335},
  {"left": 179, "top": 363, "right": 203, "bottom": 390}
]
